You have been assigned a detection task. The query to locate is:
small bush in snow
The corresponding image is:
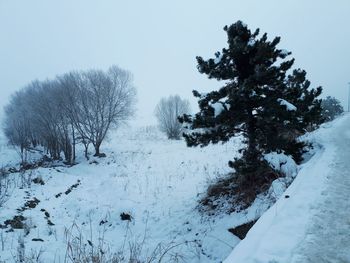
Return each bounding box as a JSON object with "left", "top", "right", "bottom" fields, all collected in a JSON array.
[
  {"left": 321, "top": 96, "right": 344, "bottom": 122},
  {"left": 155, "top": 95, "right": 190, "bottom": 140}
]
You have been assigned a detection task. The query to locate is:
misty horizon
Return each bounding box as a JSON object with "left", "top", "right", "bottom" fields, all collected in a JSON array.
[{"left": 1, "top": 0, "right": 350, "bottom": 125}]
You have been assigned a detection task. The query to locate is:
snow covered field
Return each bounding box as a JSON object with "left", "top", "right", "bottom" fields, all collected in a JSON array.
[
  {"left": 1, "top": 115, "right": 347, "bottom": 263},
  {"left": 0, "top": 132, "right": 18, "bottom": 168},
  {"left": 225, "top": 113, "right": 350, "bottom": 263},
  {"left": 0, "top": 126, "right": 273, "bottom": 262}
]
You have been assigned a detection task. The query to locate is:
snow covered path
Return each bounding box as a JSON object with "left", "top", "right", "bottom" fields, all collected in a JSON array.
[
  {"left": 225, "top": 114, "right": 350, "bottom": 263},
  {"left": 292, "top": 115, "right": 350, "bottom": 262}
]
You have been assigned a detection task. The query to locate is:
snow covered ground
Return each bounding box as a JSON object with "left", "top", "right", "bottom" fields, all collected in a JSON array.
[
  {"left": 0, "top": 126, "right": 275, "bottom": 262},
  {"left": 2, "top": 114, "right": 347, "bottom": 263},
  {"left": 225, "top": 113, "right": 350, "bottom": 263},
  {"left": 0, "top": 132, "right": 18, "bottom": 168}
]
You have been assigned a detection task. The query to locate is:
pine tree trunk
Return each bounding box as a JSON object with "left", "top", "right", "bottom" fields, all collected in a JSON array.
[{"left": 246, "top": 111, "right": 258, "bottom": 164}]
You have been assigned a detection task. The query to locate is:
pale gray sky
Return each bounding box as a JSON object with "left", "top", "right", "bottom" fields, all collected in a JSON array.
[{"left": 1, "top": 0, "right": 350, "bottom": 125}]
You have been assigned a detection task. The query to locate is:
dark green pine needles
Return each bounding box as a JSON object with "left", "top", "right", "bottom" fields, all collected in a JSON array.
[{"left": 179, "top": 21, "right": 322, "bottom": 193}]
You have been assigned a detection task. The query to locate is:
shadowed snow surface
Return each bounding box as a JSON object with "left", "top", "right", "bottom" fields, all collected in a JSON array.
[{"left": 225, "top": 114, "right": 350, "bottom": 263}]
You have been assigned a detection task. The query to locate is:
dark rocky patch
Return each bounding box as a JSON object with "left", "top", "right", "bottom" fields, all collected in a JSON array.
[
  {"left": 228, "top": 220, "right": 258, "bottom": 240},
  {"left": 120, "top": 212, "right": 132, "bottom": 221},
  {"left": 4, "top": 215, "right": 27, "bottom": 229},
  {"left": 33, "top": 177, "right": 45, "bottom": 185},
  {"left": 99, "top": 220, "right": 108, "bottom": 225},
  {"left": 64, "top": 180, "right": 81, "bottom": 195},
  {"left": 8, "top": 167, "right": 19, "bottom": 173},
  {"left": 25, "top": 197, "right": 40, "bottom": 209},
  {"left": 40, "top": 208, "right": 54, "bottom": 225},
  {"left": 17, "top": 197, "right": 40, "bottom": 212},
  {"left": 32, "top": 238, "right": 44, "bottom": 242}
]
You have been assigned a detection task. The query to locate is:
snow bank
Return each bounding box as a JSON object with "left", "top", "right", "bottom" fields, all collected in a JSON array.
[
  {"left": 263, "top": 152, "right": 298, "bottom": 200},
  {"left": 224, "top": 114, "right": 349, "bottom": 263},
  {"left": 264, "top": 152, "right": 298, "bottom": 179}
]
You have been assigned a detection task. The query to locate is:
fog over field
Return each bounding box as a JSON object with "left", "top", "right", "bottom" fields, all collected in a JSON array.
[
  {"left": 1, "top": 1, "right": 350, "bottom": 262},
  {"left": 1, "top": 0, "right": 350, "bottom": 124}
]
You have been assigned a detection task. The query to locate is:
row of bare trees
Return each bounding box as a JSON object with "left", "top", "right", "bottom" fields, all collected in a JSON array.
[{"left": 3, "top": 65, "right": 136, "bottom": 164}]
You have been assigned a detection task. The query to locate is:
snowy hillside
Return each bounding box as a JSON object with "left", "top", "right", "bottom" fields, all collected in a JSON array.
[
  {"left": 0, "top": 131, "right": 18, "bottom": 168},
  {"left": 225, "top": 113, "right": 350, "bottom": 263},
  {"left": 1, "top": 115, "right": 348, "bottom": 262},
  {"left": 0, "top": 126, "right": 273, "bottom": 262}
]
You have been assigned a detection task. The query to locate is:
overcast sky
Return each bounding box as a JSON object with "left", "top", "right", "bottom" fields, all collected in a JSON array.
[{"left": 1, "top": 0, "right": 350, "bottom": 125}]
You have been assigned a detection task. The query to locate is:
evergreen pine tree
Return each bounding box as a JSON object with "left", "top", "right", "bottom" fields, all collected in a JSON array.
[{"left": 179, "top": 21, "right": 322, "bottom": 198}]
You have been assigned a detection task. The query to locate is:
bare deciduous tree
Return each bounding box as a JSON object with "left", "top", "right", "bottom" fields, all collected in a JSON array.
[
  {"left": 155, "top": 95, "right": 190, "bottom": 140},
  {"left": 3, "top": 91, "right": 32, "bottom": 164},
  {"left": 66, "top": 66, "right": 136, "bottom": 157},
  {"left": 3, "top": 65, "right": 136, "bottom": 163}
]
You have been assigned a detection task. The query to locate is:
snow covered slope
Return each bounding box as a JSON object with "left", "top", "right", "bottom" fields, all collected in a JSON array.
[
  {"left": 2, "top": 115, "right": 346, "bottom": 262},
  {"left": 0, "top": 130, "right": 18, "bottom": 167},
  {"left": 0, "top": 127, "right": 254, "bottom": 262},
  {"left": 225, "top": 114, "right": 350, "bottom": 263}
]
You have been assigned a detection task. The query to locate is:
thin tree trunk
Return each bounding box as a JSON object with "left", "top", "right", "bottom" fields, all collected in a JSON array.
[
  {"left": 246, "top": 111, "right": 258, "bottom": 164},
  {"left": 72, "top": 126, "right": 76, "bottom": 162},
  {"left": 83, "top": 141, "right": 89, "bottom": 160},
  {"left": 94, "top": 144, "right": 100, "bottom": 157}
]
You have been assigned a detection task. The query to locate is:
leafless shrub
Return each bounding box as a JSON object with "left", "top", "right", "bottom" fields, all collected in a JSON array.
[
  {"left": 63, "top": 221, "right": 200, "bottom": 263},
  {"left": 18, "top": 171, "right": 33, "bottom": 189},
  {"left": 13, "top": 235, "right": 44, "bottom": 263},
  {"left": 15, "top": 234, "right": 25, "bottom": 263},
  {"left": 155, "top": 95, "right": 190, "bottom": 140},
  {"left": 25, "top": 248, "right": 45, "bottom": 263},
  {"left": 0, "top": 168, "right": 13, "bottom": 207},
  {"left": 64, "top": 222, "right": 119, "bottom": 263}
]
